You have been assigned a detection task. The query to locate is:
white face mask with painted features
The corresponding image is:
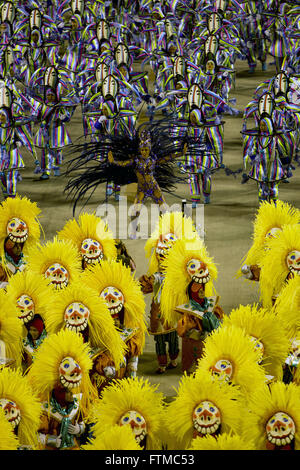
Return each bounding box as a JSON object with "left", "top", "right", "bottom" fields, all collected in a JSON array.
[
  {"left": 119, "top": 410, "right": 147, "bottom": 444},
  {"left": 0, "top": 398, "right": 21, "bottom": 429},
  {"left": 59, "top": 356, "right": 82, "bottom": 389},
  {"left": 186, "top": 258, "right": 210, "bottom": 284},
  {"left": 44, "top": 263, "right": 69, "bottom": 290},
  {"left": 80, "top": 238, "right": 104, "bottom": 265},
  {"left": 16, "top": 294, "right": 35, "bottom": 324},
  {"left": 6, "top": 217, "right": 28, "bottom": 244},
  {"left": 286, "top": 251, "right": 300, "bottom": 277},
  {"left": 193, "top": 401, "right": 221, "bottom": 435},
  {"left": 266, "top": 412, "right": 295, "bottom": 447},
  {"left": 64, "top": 302, "right": 90, "bottom": 333},
  {"left": 100, "top": 286, "right": 124, "bottom": 318}
]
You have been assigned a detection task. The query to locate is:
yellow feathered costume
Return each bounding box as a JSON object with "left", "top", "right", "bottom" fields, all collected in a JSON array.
[
  {"left": 45, "top": 281, "right": 126, "bottom": 373},
  {"left": 0, "top": 195, "right": 42, "bottom": 274},
  {"left": 0, "top": 290, "right": 23, "bottom": 369},
  {"left": 195, "top": 324, "right": 266, "bottom": 400},
  {"left": 189, "top": 432, "right": 255, "bottom": 451},
  {"left": 80, "top": 260, "right": 147, "bottom": 355},
  {"left": 26, "top": 237, "right": 82, "bottom": 291},
  {"left": 0, "top": 407, "right": 20, "bottom": 450},
  {"left": 160, "top": 237, "right": 218, "bottom": 328},
  {"left": 0, "top": 367, "right": 41, "bottom": 449},
  {"left": 164, "top": 369, "right": 243, "bottom": 450},
  {"left": 259, "top": 224, "right": 300, "bottom": 308},
  {"left": 57, "top": 212, "right": 117, "bottom": 267},
  {"left": 222, "top": 304, "right": 290, "bottom": 380},
  {"left": 27, "top": 329, "right": 97, "bottom": 414},
  {"left": 81, "top": 424, "right": 142, "bottom": 451},
  {"left": 242, "top": 381, "right": 300, "bottom": 450},
  {"left": 87, "top": 377, "right": 165, "bottom": 450},
  {"left": 238, "top": 200, "right": 300, "bottom": 277},
  {"left": 274, "top": 274, "right": 300, "bottom": 340}
]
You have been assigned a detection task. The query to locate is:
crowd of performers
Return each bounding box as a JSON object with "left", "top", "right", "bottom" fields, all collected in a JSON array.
[
  {"left": 0, "top": 0, "right": 300, "bottom": 453},
  {"left": 0, "top": 195, "right": 300, "bottom": 450},
  {"left": 0, "top": 0, "right": 299, "bottom": 207}
]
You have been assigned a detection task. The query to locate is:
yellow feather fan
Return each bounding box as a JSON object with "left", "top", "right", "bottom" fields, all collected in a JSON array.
[
  {"left": 241, "top": 381, "right": 300, "bottom": 450},
  {"left": 259, "top": 224, "right": 300, "bottom": 309},
  {"left": 0, "top": 195, "right": 42, "bottom": 271},
  {"left": 164, "top": 369, "right": 243, "bottom": 450},
  {"left": 160, "top": 238, "right": 218, "bottom": 327},
  {"left": 238, "top": 200, "right": 300, "bottom": 275},
  {"left": 87, "top": 377, "right": 165, "bottom": 450},
  {"left": 82, "top": 424, "right": 142, "bottom": 451},
  {"left": 80, "top": 260, "right": 147, "bottom": 352},
  {"left": 27, "top": 329, "right": 97, "bottom": 414},
  {"left": 274, "top": 275, "right": 300, "bottom": 340},
  {"left": 189, "top": 432, "right": 255, "bottom": 450},
  {"left": 45, "top": 281, "right": 126, "bottom": 369},
  {"left": 0, "top": 290, "right": 23, "bottom": 369},
  {"left": 222, "top": 304, "right": 290, "bottom": 380},
  {"left": 57, "top": 212, "right": 117, "bottom": 265},
  {"left": 144, "top": 211, "right": 198, "bottom": 275},
  {"left": 0, "top": 407, "right": 20, "bottom": 450},
  {"left": 5, "top": 270, "right": 53, "bottom": 334},
  {"left": 0, "top": 367, "right": 41, "bottom": 449},
  {"left": 195, "top": 324, "right": 266, "bottom": 399},
  {"left": 26, "top": 237, "right": 82, "bottom": 291}
]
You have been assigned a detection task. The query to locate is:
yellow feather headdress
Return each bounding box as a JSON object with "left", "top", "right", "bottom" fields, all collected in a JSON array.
[
  {"left": 57, "top": 212, "right": 117, "bottom": 263},
  {"left": 164, "top": 369, "right": 243, "bottom": 450},
  {"left": 26, "top": 237, "right": 82, "bottom": 290},
  {"left": 27, "top": 329, "right": 97, "bottom": 413},
  {"left": 0, "top": 407, "right": 20, "bottom": 450},
  {"left": 144, "top": 211, "right": 198, "bottom": 275},
  {"left": 87, "top": 377, "right": 165, "bottom": 450},
  {"left": 195, "top": 324, "right": 266, "bottom": 399},
  {"left": 0, "top": 290, "right": 23, "bottom": 369},
  {"left": 274, "top": 275, "right": 300, "bottom": 339},
  {"left": 160, "top": 238, "right": 218, "bottom": 327},
  {"left": 239, "top": 200, "right": 300, "bottom": 273},
  {"left": 0, "top": 195, "right": 42, "bottom": 271},
  {"left": 0, "top": 367, "right": 41, "bottom": 449},
  {"left": 222, "top": 304, "right": 290, "bottom": 379},
  {"left": 80, "top": 260, "right": 147, "bottom": 343},
  {"left": 241, "top": 381, "right": 300, "bottom": 450},
  {"left": 189, "top": 432, "right": 255, "bottom": 451},
  {"left": 5, "top": 270, "right": 53, "bottom": 333},
  {"left": 45, "top": 281, "right": 126, "bottom": 368},
  {"left": 81, "top": 424, "right": 142, "bottom": 451},
  {"left": 259, "top": 224, "right": 300, "bottom": 308}
]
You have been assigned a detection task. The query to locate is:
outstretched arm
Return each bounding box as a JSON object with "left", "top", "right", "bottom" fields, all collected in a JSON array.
[{"left": 108, "top": 150, "right": 133, "bottom": 167}]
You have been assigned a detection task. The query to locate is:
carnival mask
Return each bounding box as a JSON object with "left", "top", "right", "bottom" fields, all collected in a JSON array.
[
  {"left": 59, "top": 356, "right": 82, "bottom": 389},
  {"left": 114, "top": 43, "right": 129, "bottom": 67},
  {"left": 64, "top": 302, "right": 90, "bottom": 333},
  {"left": 274, "top": 72, "right": 288, "bottom": 97},
  {"left": 44, "top": 66, "right": 58, "bottom": 89},
  {"left": 16, "top": 294, "right": 35, "bottom": 324},
  {"left": 210, "top": 359, "right": 233, "bottom": 382},
  {"left": 1, "top": 2, "right": 15, "bottom": 23},
  {"left": 0, "top": 86, "right": 12, "bottom": 108},
  {"left": 173, "top": 55, "right": 186, "bottom": 81},
  {"left": 119, "top": 410, "right": 147, "bottom": 444},
  {"left": 102, "top": 74, "right": 119, "bottom": 101},
  {"left": 80, "top": 238, "right": 104, "bottom": 265},
  {"left": 188, "top": 84, "right": 203, "bottom": 110},
  {"left": 156, "top": 232, "right": 177, "bottom": 260},
  {"left": 266, "top": 412, "right": 295, "bottom": 447},
  {"left": 71, "top": 0, "right": 84, "bottom": 15},
  {"left": 95, "top": 62, "right": 109, "bottom": 83},
  {"left": 207, "top": 13, "right": 222, "bottom": 33},
  {"left": 249, "top": 335, "right": 264, "bottom": 364},
  {"left": 286, "top": 251, "right": 300, "bottom": 276},
  {"left": 193, "top": 401, "right": 221, "bottom": 436},
  {"left": 258, "top": 93, "right": 274, "bottom": 118},
  {"left": 186, "top": 258, "right": 210, "bottom": 284},
  {"left": 0, "top": 398, "right": 21, "bottom": 428},
  {"left": 215, "top": 0, "right": 228, "bottom": 13},
  {"left": 7, "top": 217, "right": 28, "bottom": 243},
  {"left": 100, "top": 286, "right": 124, "bottom": 317},
  {"left": 96, "top": 20, "right": 110, "bottom": 41},
  {"left": 205, "top": 35, "right": 219, "bottom": 55},
  {"left": 44, "top": 263, "right": 69, "bottom": 289},
  {"left": 29, "top": 8, "right": 42, "bottom": 29},
  {"left": 164, "top": 19, "right": 174, "bottom": 40}
]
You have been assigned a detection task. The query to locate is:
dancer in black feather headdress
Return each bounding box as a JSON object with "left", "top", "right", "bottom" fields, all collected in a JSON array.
[{"left": 64, "top": 119, "right": 186, "bottom": 216}]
